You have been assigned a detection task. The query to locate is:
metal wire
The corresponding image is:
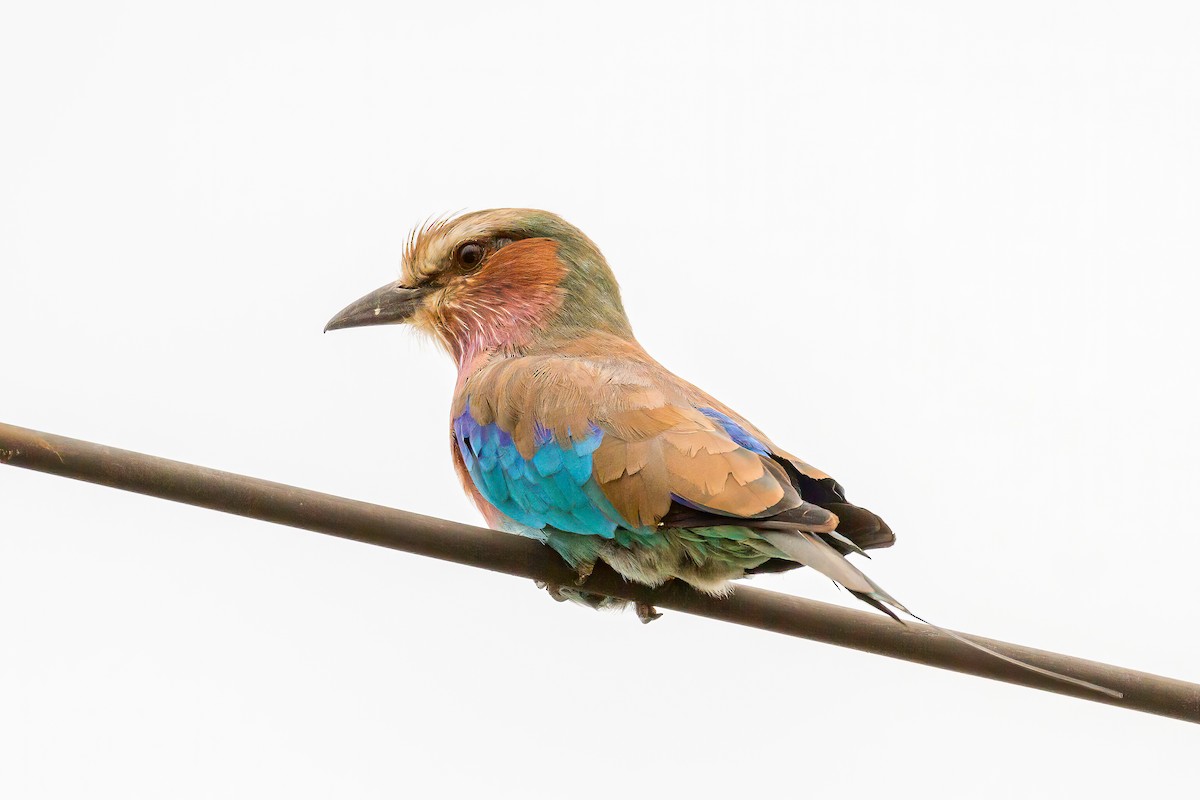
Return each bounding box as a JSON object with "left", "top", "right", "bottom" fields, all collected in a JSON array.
[{"left": 1, "top": 421, "right": 1196, "bottom": 724}]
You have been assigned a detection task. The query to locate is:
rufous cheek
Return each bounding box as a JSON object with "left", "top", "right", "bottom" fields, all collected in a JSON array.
[
  {"left": 472, "top": 239, "right": 568, "bottom": 315},
  {"left": 478, "top": 238, "right": 567, "bottom": 285}
]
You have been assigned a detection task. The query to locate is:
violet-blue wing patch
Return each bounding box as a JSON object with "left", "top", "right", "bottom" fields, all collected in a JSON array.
[{"left": 698, "top": 407, "right": 772, "bottom": 456}]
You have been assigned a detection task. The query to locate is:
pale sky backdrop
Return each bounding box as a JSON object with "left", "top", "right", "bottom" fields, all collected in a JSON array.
[{"left": 2, "top": 2, "right": 1197, "bottom": 798}]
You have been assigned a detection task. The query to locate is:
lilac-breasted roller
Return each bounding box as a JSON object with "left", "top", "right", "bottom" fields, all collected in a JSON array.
[
  {"left": 325, "top": 207, "right": 907, "bottom": 621},
  {"left": 322, "top": 208, "right": 1111, "bottom": 697}
]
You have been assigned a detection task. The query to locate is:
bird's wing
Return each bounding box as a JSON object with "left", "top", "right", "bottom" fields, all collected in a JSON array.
[{"left": 453, "top": 353, "right": 842, "bottom": 536}]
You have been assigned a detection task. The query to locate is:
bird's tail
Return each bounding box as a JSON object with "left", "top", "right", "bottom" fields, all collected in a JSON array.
[{"left": 760, "top": 530, "right": 1122, "bottom": 699}]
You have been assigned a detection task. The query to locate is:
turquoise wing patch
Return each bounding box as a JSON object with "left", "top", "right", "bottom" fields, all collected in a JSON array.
[{"left": 453, "top": 406, "right": 629, "bottom": 538}]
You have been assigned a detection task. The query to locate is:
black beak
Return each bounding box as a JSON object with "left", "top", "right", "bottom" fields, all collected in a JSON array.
[{"left": 324, "top": 281, "right": 428, "bottom": 333}]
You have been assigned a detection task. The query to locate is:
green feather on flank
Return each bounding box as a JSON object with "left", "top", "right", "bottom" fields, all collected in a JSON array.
[
  {"left": 545, "top": 523, "right": 780, "bottom": 578},
  {"left": 611, "top": 527, "right": 660, "bottom": 550},
  {"left": 672, "top": 527, "right": 779, "bottom": 569}
]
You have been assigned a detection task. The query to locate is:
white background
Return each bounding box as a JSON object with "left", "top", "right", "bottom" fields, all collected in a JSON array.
[{"left": 2, "top": 2, "right": 1197, "bottom": 797}]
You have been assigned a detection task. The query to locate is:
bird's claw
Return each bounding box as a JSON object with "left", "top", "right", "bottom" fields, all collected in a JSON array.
[
  {"left": 574, "top": 562, "right": 594, "bottom": 586},
  {"left": 635, "top": 602, "right": 663, "bottom": 624}
]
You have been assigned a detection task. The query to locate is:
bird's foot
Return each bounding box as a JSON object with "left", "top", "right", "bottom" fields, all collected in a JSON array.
[
  {"left": 535, "top": 580, "right": 614, "bottom": 610},
  {"left": 574, "top": 562, "right": 594, "bottom": 586},
  {"left": 535, "top": 580, "right": 570, "bottom": 603},
  {"left": 635, "top": 602, "right": 663, "bottom": 624}
]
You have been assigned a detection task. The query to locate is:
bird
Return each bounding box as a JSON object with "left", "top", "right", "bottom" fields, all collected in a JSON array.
[{"left": 325, "top": 208, "right": 1114, "bottom": 696}]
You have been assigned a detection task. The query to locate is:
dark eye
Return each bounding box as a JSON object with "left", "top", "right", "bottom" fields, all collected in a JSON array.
[{"left": 457, "top": 242, "right": 485, "bottom": 270}]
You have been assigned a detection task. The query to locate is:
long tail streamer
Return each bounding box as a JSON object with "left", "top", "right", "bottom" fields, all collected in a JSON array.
[{"left": 762, "top": 530, "right": 1122, "bottom": 699}]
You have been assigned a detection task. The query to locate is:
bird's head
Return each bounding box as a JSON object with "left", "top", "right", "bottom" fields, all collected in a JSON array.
[{"left": 325, "top": 209, "right": 632, "bottom": 363}]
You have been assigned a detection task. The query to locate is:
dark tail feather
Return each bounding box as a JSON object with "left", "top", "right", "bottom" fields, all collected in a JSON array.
[{"left": 821, "top": 502, "right": 895, "bottom": 551}]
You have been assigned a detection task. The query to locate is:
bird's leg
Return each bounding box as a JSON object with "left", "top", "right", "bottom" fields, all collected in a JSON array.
[
  {"left": 574, "top": 561, "right": 594, "bottom": 586},
  {"left": 635, "top": 602, "right": 663, "bottom": 624}
]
